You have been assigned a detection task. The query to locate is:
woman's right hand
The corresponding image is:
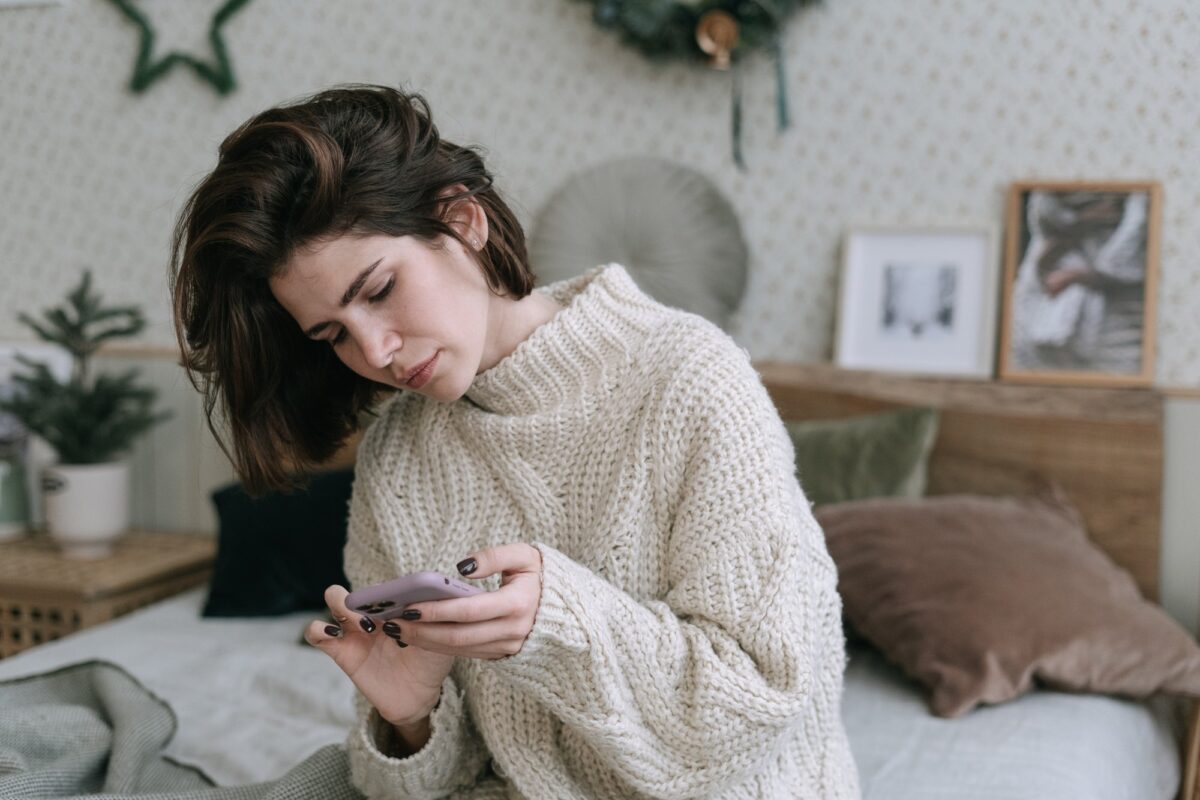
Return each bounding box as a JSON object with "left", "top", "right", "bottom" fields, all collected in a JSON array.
[
  {"left": 305, "top": 584, "right": 454, "bottom": 728},
  {"left": 1041, "top": 264, "right": 1094, "bottom": 298}
]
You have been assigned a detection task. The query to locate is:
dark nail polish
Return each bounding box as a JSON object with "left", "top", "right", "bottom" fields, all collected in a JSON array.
[
  {"left": 359, "top": 616, "right": 375, "bottom": 633},
  {"left": 324, "top": 625, "right": 342, "bottom": 637},
  {"left": 382, "top": 621, "right": 401, "bottom": 636},
  {"left": 395, "top": 639, "right": 408, "bottom": 648},
  {"left": 400, "top": 609, "right": 421, "bottom": 621},
  {"left": 457, "top": 557, "right": 477, "bottom": 576}
]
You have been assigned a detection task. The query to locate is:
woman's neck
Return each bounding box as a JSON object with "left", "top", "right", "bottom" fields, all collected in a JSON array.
[{"left": 477, "top": 290, "right": 564, "bottom": 375}]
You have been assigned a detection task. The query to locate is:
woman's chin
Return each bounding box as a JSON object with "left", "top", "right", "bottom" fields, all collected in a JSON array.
[{"left": 411, "top": 373, "right": 470, "bottom": 404}]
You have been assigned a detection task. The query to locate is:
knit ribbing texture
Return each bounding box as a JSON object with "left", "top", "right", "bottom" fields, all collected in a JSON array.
[{"left": 342, "top": 263, "right": 861, "bottom": 799}]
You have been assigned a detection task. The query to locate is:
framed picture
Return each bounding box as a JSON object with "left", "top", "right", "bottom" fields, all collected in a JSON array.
[
  {"left": 998, "top": 181, "right": 1161, "bottom": 387},
  {"left": 834, "top": 226, "right": 999, "bottom": 378}
]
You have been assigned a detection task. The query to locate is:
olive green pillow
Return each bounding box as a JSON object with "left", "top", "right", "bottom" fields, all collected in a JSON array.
[{"left": 785, "top": 407, "right": 939, "bottom": 507}]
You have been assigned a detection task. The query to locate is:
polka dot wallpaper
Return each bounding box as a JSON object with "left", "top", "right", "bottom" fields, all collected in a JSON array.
[{"left": 1, "top": 0, "right": 1198, "bottom": 385}]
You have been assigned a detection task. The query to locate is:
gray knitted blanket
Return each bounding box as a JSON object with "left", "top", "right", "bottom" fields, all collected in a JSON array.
[{"left": 0, "top": 659, "right": 364, "bottom": 799}]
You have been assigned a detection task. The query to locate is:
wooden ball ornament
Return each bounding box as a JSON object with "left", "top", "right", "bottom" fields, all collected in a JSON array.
[{"left": 695, "top": 10, "right": 740, "bottom": 70}]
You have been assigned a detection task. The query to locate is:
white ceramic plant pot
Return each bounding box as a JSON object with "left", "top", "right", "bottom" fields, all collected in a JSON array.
[{"left": 41, "top": 461, "right": 130, "bottom": 559}]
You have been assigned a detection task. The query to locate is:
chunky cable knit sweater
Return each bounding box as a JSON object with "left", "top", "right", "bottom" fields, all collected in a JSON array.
[{"left": 341, "top": 263, "right": 860, "bottom": 799}]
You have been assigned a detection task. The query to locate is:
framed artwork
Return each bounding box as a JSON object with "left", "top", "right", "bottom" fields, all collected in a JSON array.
[
  {"left": 834, "top": 226, "right": 999, "bottom": 378},
  {"left": 998, "top": 181, "right": 1161, "bottom": 387}
]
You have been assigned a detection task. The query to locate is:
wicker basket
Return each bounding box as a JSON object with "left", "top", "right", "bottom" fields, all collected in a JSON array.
[{"left": 0, "top": 529, "right": 216, "bottom": 659}]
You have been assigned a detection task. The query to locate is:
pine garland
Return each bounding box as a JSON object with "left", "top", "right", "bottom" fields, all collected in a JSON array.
[
  {"left": 578, "top": 0, "right": 821, "bottom": 170},
  {"left": 586, "top": 0, "right": 815, "bottom": 61}
]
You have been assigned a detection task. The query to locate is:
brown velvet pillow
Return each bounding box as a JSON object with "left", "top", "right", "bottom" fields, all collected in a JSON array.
[{"left": 817, "top": 491, "right": 1200, "bottom": 717}]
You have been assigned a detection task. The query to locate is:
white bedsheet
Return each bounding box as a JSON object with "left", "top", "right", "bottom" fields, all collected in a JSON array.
[
  {"left": 0, "top": 588, "right": 1185, "bottom": 798},
  {"left": 842, "top": 641, "right": 1183, "bottom": 800}
]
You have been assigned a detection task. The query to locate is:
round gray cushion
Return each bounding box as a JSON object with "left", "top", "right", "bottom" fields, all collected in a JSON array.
[{"left": 527, "top": 156, "right": 748, "bottom": 331}]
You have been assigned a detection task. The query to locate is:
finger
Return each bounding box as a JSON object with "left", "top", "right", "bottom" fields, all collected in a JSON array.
[
  {"left": 303, "top": 618, "right": 345, "bottom": 649},
  {"left": 379, "top": 620, "right": 409, "bottom": 647},
  {"left": 325, "top": 584, "right": 377, "bottom": 634},
  {"left": 417, "top": 638, "right": 526, "bottom": 660},
  {"left": 403, "top": 590, "right": 518, "bottom": 623},
  {"left": 456, "top": 543, "right": 542, "bottom": 581},
  {"left": 403, "top": 618, "right": 524, "bottom": 655}
]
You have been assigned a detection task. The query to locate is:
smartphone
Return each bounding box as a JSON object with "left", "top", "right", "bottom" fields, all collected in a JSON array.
[{"left": 345, "top": 571, "right": 484, "bottom": 620}]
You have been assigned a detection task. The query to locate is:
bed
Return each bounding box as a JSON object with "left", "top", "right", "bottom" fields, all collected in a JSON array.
[
  {"left": 0, "top": 361, "right": 1195, "bottom": 799},
  {"left": 756, "top": 361, "right": 1197, "bottom": 800}
]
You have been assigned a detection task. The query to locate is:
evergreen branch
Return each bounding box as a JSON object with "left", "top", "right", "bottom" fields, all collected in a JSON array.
[{"left": 2, "top": 270, "right": 169, "bottom": 462}]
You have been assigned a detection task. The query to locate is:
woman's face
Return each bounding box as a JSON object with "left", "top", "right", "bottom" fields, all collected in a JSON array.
[{"left": 269, "top": 227, "right": 494, "bottom": 403}]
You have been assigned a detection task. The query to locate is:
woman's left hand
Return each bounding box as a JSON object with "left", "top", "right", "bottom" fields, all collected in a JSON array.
[{"left": 397, "top": 543, "right": 543, "bottom": 660}]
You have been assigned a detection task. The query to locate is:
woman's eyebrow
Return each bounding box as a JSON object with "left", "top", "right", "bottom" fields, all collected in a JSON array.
[{"left": 304, "top": 258, "right": 382, "bottom": 337}]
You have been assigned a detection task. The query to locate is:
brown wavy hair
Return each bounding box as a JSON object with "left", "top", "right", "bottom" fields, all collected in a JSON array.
[{"left": 169, "top": 83, "right": 533, "bottom": 497}]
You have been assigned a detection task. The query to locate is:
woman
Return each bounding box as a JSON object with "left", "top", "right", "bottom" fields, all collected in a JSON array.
[
  {"left": 169, "top": 83, "right": 859, "bottom": 799},
  {"left": 1009, "top": 190, "right": 1149, "bottom": 373}
]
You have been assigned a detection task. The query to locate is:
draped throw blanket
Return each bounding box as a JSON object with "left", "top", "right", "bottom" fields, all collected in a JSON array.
[{"left": 0, "top": 660, "right": 364, "bottom": 800}]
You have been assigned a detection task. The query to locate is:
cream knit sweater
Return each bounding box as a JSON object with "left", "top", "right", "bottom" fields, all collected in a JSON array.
[{"left": 342, "top": 263, "right": 860, "bottom": 799}]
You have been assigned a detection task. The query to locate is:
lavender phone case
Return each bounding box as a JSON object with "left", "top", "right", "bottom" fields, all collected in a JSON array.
[{"left": 346, "top": 571, "right": 483, "bottom": 620}]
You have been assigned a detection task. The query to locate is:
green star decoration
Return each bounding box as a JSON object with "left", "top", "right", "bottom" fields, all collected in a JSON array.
[{"left": 107, "top": 0, "right": 253, "bottom": 95}]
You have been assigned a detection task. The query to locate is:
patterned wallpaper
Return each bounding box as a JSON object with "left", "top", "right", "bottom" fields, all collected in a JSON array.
[{"left": 2, "top": 0, "right": 1198, "bottom": 385}]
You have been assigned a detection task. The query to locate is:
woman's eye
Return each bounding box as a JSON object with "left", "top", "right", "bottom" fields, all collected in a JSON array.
[
  {"left": 367, "top": 277, "right": 394, "bottom": 304},
  {"left": 327, "top": 278, "right": 393, "bottom": 347}
]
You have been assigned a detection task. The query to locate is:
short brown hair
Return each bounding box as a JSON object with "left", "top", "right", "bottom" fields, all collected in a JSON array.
[{"left": 169, "top": 84, "right": 533, "bottom": 496}]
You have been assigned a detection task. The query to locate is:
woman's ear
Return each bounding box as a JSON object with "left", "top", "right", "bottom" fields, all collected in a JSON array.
[{"left": 437, "top": 184, "right": 488, "bottom": 250}]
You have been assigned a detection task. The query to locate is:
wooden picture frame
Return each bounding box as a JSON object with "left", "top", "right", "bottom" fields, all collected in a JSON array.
[
  {"left": 834, "top": 226, "right": 999, "bottom": 379},
  {"left": 998, "top": 181, "right": 1161, "bottom": 387}
]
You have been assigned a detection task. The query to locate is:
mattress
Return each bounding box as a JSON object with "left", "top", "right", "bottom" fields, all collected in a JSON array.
[{"left": 0, "top": 588, "right": 1184, "bottom": 798}]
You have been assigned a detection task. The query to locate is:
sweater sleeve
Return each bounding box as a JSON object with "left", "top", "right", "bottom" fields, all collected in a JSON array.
[
  {"left": 342, "top": 460, "right": 494, "bottom": 799},
  {"left": 1091, "top": 192, "right": 1148, "bottom": 284},
  {"left": 484, "top": 337, "right": 849, "bottom": 797}
]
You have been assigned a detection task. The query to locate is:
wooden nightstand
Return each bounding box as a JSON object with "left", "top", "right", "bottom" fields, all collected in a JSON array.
[{"left": 0, "top": 529, "right": 216, "bottom": 658}]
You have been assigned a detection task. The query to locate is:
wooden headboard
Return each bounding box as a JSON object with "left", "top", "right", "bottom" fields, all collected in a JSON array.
[{"left": 755, "top": 361, "right": 1165, "bottom": 602}]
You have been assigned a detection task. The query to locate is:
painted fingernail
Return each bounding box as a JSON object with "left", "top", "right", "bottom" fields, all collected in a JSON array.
[
  {"left": 382, "top": 621, "right": 401, "bottom": 637},
  {"left": 400, "top": 609, "right": 421, "bottom": 620},
  {"left": 324, "top": 625, "right": 342, "bottom": 637},
  {"left": 457, "top": 557, "right": 477, "bottom": 576},
  {"left": 359, "top": 616, "right": 375, "bottom": 633},
  {"left": 395, "top": 639, "right": 408, "bottom": 648}
]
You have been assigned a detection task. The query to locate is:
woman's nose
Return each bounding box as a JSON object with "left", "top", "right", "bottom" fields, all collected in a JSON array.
[{"left": 361, "top": 326, "right": 402, "bottom": 370}]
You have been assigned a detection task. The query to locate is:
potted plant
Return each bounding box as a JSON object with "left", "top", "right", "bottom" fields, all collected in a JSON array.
[{"left": 0, "top": 270, "right": 171, "bottom": 558}]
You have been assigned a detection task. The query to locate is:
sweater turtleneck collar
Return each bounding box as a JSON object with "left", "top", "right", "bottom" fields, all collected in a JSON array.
[{"left": 462, "top": 263, "right": 663, "bottom": 416}]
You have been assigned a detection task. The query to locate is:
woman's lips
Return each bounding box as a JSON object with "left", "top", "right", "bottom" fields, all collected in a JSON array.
[{"left": 404, "top": 351, "right": 438, "bottom": 389}]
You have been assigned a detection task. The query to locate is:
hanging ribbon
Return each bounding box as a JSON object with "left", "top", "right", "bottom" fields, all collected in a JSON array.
[
  {"left": 774, "top": 31, "right": 790, "bottom": 132},
  {"left": 731, "top": 54, "right": 745, "bottom": 171},
  {"left": 730, "top": 34, "right": 791, "bottom": 171}
]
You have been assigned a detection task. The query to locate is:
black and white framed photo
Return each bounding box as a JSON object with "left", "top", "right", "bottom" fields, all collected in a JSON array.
[
  {"left": 998, "top": 181, "right": 1160, "bottom": 387},
  {"left": 834, "top": 227, "right": 999, "bottom": 378}
]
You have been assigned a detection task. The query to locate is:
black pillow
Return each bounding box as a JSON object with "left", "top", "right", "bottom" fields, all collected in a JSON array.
[{"left": 202, "top": 468, "right": 354, "bottom": 617}]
